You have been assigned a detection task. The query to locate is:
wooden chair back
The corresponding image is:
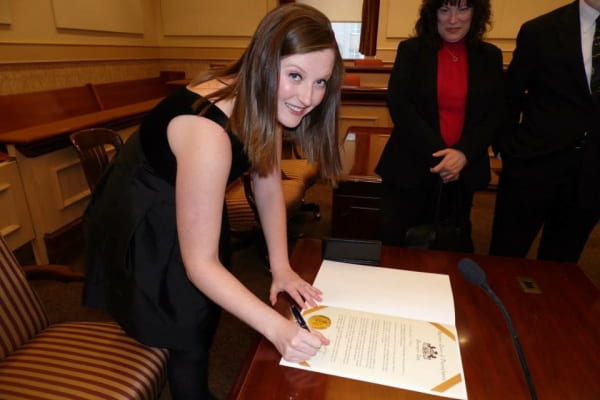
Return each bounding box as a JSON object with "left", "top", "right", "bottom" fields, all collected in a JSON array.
[
  {"left": 342, "top": 126, "right": 392, "bottom": 177},
  {"left": 69, "top": 127, "right": 123, "bottom": 191}
]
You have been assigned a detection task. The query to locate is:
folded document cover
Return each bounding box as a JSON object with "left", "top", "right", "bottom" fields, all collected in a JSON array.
[{"left": 280, "top": 260, "right": 467, "bottom": 399}]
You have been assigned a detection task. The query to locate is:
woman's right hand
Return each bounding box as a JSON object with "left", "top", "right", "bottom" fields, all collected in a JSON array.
[
  {"left": 430, "top": 148, "right": 467, "bottom": 183},
  {"left": 269, "top": 318, "right": 330, "bottom": 363}
]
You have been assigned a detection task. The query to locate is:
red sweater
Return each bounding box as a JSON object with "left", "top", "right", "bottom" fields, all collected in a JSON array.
[{"left": 437, "top": 40, "right": 468, "bottom": 147}]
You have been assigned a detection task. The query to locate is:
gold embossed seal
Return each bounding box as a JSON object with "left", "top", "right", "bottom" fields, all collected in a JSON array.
[{"left": 307, "top": 315, "right": 331, "bottom": 330}]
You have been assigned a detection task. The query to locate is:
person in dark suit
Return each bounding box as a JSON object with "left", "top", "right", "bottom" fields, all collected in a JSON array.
[
  {"left": 375, "top": 0, "right": 503, "bottom": 251},
  {"left": 490, "top": 0, "right": 600, "bottom": 263}
]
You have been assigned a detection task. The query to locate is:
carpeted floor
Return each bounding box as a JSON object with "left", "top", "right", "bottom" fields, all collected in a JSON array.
[{"left": 30, "top": 181, "right": 599, "bottom": 400}]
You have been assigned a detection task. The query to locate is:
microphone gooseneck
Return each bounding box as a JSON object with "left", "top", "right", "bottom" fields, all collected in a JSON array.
[
  {"left": 458, "top": 258, "right": 487, "bottom": 286},
  {"left": 458, "top": 258, "right": 538, "bottom": 400}
]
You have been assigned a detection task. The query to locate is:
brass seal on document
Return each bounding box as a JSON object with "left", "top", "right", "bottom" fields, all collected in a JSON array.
[{"left": 307, "top": 315, "right": 331, "bottom": 330}]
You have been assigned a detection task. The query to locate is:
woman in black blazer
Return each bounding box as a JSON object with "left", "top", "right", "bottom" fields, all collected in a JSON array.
[{"left": 375, "top": 0, "right": 503, "bottom": 251}]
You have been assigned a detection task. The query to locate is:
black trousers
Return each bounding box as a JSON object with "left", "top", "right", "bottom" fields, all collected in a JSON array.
[
  {"left": 166, "top": 301, "right": 221, "bottom": 400},
  {"left": 489, "top": 150, "right": 600, "bottom": 263},
  {"left": 380, "top": 178, "right": 474, "bottom": 252}
]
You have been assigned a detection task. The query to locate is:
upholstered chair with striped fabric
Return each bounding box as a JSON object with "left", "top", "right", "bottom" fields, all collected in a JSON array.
[
  {"left": 281, "top": 160, "right": 321, "bottom": 219},
  {"left": 0, "top": 235, "right": 168, "bottom": 399},
  {"left": 225, "top": 172, "right": 304, "bottom": 245},
  {"left": 224, "top": 171, "right": 305, "bottom": 269},
  {"left": 281, "top": 159, "right": 319, "bottom": 192},
  {"left": 280, "top": 137, "right": 322, "bottom": 220}
]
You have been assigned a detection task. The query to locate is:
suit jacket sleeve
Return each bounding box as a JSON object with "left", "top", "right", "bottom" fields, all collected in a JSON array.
[{"left": 496, "top": 23, "right": 535, "bottom": 156}]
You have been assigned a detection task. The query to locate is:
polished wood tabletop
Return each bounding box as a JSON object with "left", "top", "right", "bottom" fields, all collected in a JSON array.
[{"left": 229, "top": 238, "right": 600, "bottom": 400}]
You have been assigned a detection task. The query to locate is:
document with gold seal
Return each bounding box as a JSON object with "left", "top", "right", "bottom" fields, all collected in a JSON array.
[{"left": 280, "top": 260, "right": 467, "bottom": 399}]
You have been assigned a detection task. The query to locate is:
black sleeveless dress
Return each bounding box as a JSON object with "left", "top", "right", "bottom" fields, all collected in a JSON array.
[{"left": 82, "top": 88, "right": 250, "bottom": 350}]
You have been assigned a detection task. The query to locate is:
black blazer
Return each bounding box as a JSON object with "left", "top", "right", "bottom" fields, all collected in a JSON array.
[
  {"left": 375, "top": 37, "right": 503, "bottom": 191},
  {"left": 501, "top": 1, "right": 600, "bottom": 158},
  {"left": 499, "top": 1, "right": 600, "bottom": 206}
]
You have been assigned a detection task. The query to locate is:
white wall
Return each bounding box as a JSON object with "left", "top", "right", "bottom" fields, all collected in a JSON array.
[{"left": 298, "top": 0, "right": 363, "bottom": 22}]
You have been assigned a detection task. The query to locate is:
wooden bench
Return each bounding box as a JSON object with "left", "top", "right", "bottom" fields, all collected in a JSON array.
[
  {"left": 90, "top": 73, "right": 177, "bottom": 110},
  {"left": 0, "top": 85, "right": 100, "bottom": 136},
  {"left": 0, "top": 71, "right": 184, "bottom": 263},
  {"left": 0, "top": 71, "right": 183, "bottom": 129}
]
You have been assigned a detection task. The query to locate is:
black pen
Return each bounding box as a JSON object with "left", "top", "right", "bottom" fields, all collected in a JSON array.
[{"left": 290, "top": 304, "right": 310, "bottom": 331}]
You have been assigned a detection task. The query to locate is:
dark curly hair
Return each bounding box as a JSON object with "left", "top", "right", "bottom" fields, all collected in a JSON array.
[{"left": 414, "top": 0, "right": 492, "bottom": 46}]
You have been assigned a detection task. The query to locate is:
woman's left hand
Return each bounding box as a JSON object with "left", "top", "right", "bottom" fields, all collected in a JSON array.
[
  {"left": 430, "top": 148, "right": 467, "bottom": 183},
  {"left": 269, "top": 267, "right": 322, "bottom": 308}
]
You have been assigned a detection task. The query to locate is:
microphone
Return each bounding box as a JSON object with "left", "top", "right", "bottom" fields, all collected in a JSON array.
[{"left": 458, "top": 258, "right": 538, "bottom": 400}]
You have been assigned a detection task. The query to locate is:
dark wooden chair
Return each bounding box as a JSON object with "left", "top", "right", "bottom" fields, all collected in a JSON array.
[
  {"left": 331, "top": 126, "right": 392, "bottom": 241},
  {"left": 69, "top": 127, "right": 123, "bottom": 191},
  {"left": 342, "top": 125, "right": 392, "bottom": 176}
]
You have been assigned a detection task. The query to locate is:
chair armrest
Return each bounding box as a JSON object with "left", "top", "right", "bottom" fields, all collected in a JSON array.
[{"left": 22, "top": 264, "right": 85, "bottom": 282}]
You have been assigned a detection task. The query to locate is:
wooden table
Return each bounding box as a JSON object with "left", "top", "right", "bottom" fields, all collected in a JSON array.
[{"left": 229, "top": 238, "right": 600, "bottom": 400}]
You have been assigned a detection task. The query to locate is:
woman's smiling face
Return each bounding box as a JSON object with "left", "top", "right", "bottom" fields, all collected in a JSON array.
[
  {"left": 277, "top": 49, "right": 335, "bottom": 129},
  {"left": 437, "top": 1, "right": 473, "bottom": 42}
]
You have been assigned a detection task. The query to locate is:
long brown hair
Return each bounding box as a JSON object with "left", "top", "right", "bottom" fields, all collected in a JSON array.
[{"left": 192, "top": 3, "right": 343, "bottom": 181}]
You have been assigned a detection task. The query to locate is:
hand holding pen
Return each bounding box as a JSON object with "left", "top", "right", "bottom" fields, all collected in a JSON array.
[
  {"left": 291, "top": 304, "right": 310, "bottom": 331},
  {"left": 272, "top": 304, "right": 329, "bottom": 363}
]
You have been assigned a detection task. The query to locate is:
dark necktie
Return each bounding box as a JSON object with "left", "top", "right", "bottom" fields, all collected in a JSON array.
[{"left": 591, "top": 15, "right": 600, "bottom": 99}]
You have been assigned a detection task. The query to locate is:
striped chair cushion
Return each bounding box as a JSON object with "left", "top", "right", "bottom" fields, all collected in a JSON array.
[
  {"left": 281, "top": 179, "right": 305, "bottom": 215},
  {"left": 225, "top": 178, "right": 305, "bottom": 232},
  {"left": 0, "top": 321, "right": 168, "bottom": 400},
  {"left": 226, "top": 180, "right": 259, "bottom": 233},
  {"left": 0, "top": 236, "right": 49, "bottom": 359},
  {"left": 281, "top": 159, "right": 319, "bottom": 188}
]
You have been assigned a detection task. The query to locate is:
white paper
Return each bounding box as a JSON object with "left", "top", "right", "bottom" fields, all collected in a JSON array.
[
  {"left": 280, "top": 260, "right": 467, "bottom": 399},
  {"left": 313, "top": 260, "right": 456, "bottom": 325}
]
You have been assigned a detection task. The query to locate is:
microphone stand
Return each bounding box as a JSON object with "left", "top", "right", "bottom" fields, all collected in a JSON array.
[{"left": 480, "top": 283, "right": 538, "bottom": 400}]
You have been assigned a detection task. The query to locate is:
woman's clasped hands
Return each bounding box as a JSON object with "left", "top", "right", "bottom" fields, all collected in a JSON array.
[{"left": 430, "top": 148, "right": 467, "bottom": 183}]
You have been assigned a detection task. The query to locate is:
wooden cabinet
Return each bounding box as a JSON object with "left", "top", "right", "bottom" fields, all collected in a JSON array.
[
  {"left": 6, "top": 144, "right": 90, "bottom": 263},
  {"left": 331, "top": 177, "right": 383, "bottom": 241},
  {"left": 331, "top": 126, "right": 392, "bottom": 241},
  {"left": 0, "top": 159, "right": 35, "bottom": 251}
]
